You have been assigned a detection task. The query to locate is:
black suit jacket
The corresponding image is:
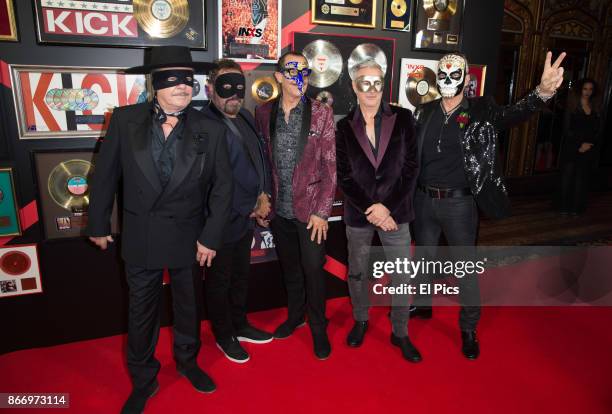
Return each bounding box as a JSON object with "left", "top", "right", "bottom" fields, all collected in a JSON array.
[
  {"left": 200, "top": 102, "right": 272, "bottom": 244},
  {"left": 415, "top": 91, "right": 546, "bottom": 219},
  {"left": 336, "top": 102, "right": 419, "bottom": 227},
  {"left": 87, "top": 102, "right": 233, "bottom": 269}
]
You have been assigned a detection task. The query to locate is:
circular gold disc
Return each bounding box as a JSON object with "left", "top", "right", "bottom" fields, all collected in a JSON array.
[{"left": 133, "top": 0, "right": 189, "bottom": 38}]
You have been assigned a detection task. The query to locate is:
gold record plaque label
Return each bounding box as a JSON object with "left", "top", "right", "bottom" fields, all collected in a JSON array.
[
  {"left": 47, "top": 159, "right": 92, "bottom": 212},
  {"left": 312, "top": 0, "right": 377, "bottom": 28}
]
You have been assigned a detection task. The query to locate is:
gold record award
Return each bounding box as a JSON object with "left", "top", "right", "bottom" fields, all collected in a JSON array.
[
  {"left": 311, "top": 0, "right": 377, "bottom": 29},
  {"left": 384, "top": 0, "right": 412, "bottom": 32},
  {"left": 413, "top": 0, "right": 463, "bottom": 51},
  {"left": 133, "top": 0, "right": 190, "bottom": 38},
  {"left": 251, "top": 77, "right": 280, "bottom": 105}
]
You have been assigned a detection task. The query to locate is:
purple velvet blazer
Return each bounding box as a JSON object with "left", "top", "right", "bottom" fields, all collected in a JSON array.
[
  {"left": 255, "top": 98, "right": 337, "bottom": 223},
  {"left": 336, "top": 102, "right": 418, "bottom": 227}
]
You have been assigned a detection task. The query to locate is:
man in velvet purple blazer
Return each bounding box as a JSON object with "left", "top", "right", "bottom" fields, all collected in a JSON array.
[
  {"left": 254, "top": 51, "right": 337, "bottom": 360},
  {"left": 336, "top": 59, "right": 421, "bottom": 362}
]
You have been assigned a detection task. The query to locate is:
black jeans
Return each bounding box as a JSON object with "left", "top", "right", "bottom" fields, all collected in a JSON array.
[
  {"left": 270, "top": 215, "right": 328, "bottom": 332},
  {"left": 125, "top": 264, "right": 201, "bottom": 391},
  {"left": 204, "top": 229, "right": 253, "bottom": 341},
  {"left": 413, "top": 190, "right": 481, "bottom": 331}
]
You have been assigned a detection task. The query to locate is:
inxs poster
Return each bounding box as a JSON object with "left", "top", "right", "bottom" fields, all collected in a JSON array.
[
  {"left": 218, "top": 0, "right": 281, "bottom": 63},
  {"left": 34, "top": 0, "right": 207, "bottom": 49}
]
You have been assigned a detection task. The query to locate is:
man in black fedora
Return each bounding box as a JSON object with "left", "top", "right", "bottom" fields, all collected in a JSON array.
[{"left": 87, "top": 46, "right": 233, "bottom": 414}]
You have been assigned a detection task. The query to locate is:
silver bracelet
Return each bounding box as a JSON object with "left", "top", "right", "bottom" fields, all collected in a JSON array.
[{"left": 535, "top": 85, "right": 556, "bottom": 102}]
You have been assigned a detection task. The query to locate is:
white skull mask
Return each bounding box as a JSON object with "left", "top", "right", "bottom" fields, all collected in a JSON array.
[{"left": 437, "top": 54, "right": 467, "bottom": 98}]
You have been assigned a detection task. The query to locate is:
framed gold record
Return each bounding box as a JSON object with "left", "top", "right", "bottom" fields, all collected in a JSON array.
[
  {"left": 383, "top": 0, "right": 412, "bottom": 32},
  {"left": 311, "top": 0, "right": 377, "bottom": 29},
  {"left": 413, "top": 0, "right": 464, "bottom": 51},
  {"left": 33, "top": 150, "right": 120, "bottom": 240},
  {"left": 251, "top": 76, "right": 280, "bottom": 105},
  {"left": 33, "top": 0, "right": 207, "bottom": 49}
]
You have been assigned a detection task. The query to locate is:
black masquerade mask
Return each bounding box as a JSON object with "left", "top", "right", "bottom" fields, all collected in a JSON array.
[
  {"left": 215, "top": 72, "right": 246, "bottom": 99},
  {"left": 152, "top": 69, "right": 194, "bottom": 91}
]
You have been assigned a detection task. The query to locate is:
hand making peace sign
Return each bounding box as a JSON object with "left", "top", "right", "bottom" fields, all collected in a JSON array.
[{"left": 538, "top": 51, "right": 567, "bottom": 96}]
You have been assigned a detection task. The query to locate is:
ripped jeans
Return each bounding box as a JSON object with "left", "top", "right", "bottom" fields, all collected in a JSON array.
[{"left": 346, "top": 223, "right": 412, "bottom": 337}]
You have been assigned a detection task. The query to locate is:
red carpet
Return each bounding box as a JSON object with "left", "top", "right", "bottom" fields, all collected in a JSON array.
[{"left": 1, "top": 298, "right": 611, "bottom": 414}]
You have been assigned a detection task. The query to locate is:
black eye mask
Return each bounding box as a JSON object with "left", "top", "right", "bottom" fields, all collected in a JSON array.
[
  {"left": 215, "top": 72, "right": 246, "bottom": 99},
  {"left": 152, "top": 69, "right": 194, "bottom": 90}
]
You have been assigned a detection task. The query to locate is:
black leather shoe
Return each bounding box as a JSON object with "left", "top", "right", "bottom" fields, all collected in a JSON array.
[
  {"left": 409, "top": 305, "right": 433, "bottom": 319},
  {"left": 178, "top": 366, "right": 216, "bottom": 393},
  {"left": 346, "top": 321, "right": 368, "bottom": 347},
  {"left": 121, "top": 381, "right": 159, "bottom": 414},
  {"left": 312, "top": 330, "right": 331, "bottom": 360},
  {"left": 273, "top": 319, "right": 306, "bottom": 339},
  {"left": 390, "top": 333, "right": 422, "bottom": 363},
  {"left": 461, "top": 330, "right": 480, "bottom": 360}
]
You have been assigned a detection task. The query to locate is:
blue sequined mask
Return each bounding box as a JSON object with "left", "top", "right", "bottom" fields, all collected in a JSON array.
[{"left": 282, "top": 61, "right": 311, "bottom": 101}]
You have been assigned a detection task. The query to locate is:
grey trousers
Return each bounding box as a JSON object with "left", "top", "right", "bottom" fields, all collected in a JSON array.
[{"left": 346, "top": 223, "right": 412, "bottom": 337}]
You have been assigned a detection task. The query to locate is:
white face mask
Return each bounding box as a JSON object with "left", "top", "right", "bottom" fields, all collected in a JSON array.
[{"left": 437, "top": 54, "right": 467, "bottom": 98}]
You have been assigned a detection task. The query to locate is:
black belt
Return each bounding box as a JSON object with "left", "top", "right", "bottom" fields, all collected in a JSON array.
[{"left": 418, "top": 185, "right": 472, "bottom": 199}]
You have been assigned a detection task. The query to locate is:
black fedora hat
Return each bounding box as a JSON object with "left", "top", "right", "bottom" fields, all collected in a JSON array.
[{"left": 124, "top": 46, "right": 214, "bottom": 74}]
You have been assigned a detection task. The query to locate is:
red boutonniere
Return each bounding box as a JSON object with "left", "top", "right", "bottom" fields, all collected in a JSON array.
[{"left": 456, "top": 112, "right": 470, "bottom": 129}]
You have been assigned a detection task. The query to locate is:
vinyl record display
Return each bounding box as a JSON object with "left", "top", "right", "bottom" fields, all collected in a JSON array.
[
  {"left": 133, "top": 0, "right": 190, "bottom": 38},
  {"left": 0, "top": 251, "right": 31, "bottom": 276},
  {"left": 303, "top": 40, "right": 343, "bottom": 88},
  {"left": 251, "top": 76, "right": 280, "bottom": 104},
  {"left": 422, "top": 0, "right": 458, "bottom": 18},
  {"left": 47, "top": 160, "right": 93, "bottom": 211},
  {"left": 405, "top": 66, "right": 439, "bottom": 107},
  {"left": 348, "top": 43, "right": 388, "bottom": 77}
]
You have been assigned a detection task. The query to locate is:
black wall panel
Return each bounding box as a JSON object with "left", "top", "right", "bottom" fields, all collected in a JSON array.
[{"left": 0, "top": 0, "right": 504, "bottom": 354}]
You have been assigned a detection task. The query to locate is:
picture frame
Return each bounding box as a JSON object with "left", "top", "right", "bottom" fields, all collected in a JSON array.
[
  {"left": 397, "top": 57, "right": 440, "bottom": 112},
  {"left": 218, "top": 0, "right": 282, "bottom": 63},
  {"left": 9, "top": 65, "right": 147, "bottom": 139},
  {"left": 412, "top": 0, "right": 464, "bottom": 52},
  {"left": 465, "top": 64, "right": 487, "bottom": 98},
  {"left": 0, "top": 167, "right": 21, "bottom": 237},
  {"left": 311, "top": 0, "right": 377, "bottom": 29},
  {"left": 0, "top": 244, "right": 43, "bottom": 299},
  {"left": 383, "top": 0, "right": 412, "bottom": 32},
  {"left": 32, "top": 149, "right": 120, "bottom": 240},
  {"left": 0, "top": 0, "right": 18, "bottom": 42},
  {"left": 33, "top": 0, "right": 207, "bottom": 49}
]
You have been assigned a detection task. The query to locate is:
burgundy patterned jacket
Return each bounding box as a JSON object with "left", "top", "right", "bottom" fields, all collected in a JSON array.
[{"left": 255, "top": 97, "right": 337, "bottom": 223}]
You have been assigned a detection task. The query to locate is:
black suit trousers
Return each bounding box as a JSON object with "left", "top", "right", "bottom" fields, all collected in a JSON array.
[
  {"left": 125, "top": 264, "right": 202, "bottom": 390},
  {"left": 204, "top": 229, "right": 253, "bottom": 341},
  {"left": 270, "top": 216, "right": 328, "bottom": 331}
]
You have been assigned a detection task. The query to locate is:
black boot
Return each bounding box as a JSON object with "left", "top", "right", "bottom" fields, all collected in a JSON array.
[
  {"left": 121, "top": 381, "right": 159, "bottom": 414},
  {"left": 346, "top": 321, "right": 368, "bottom": 347},
  {"left": 312, "top": 330, "right": 331, "bottom": 360},
  {"left": 390, "top": 333, "right": 422, "bottom": 363},
  {"left": 177, "top": 365, "right": 216, "bottom": 393},
  {"left": 461, "top": 330, "right": 480, "bottom": 360}
]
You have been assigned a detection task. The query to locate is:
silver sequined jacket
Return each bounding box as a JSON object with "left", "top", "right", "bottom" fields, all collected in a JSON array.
[{"left": 414, "top": 90, "right": 547, "bottom": 219}]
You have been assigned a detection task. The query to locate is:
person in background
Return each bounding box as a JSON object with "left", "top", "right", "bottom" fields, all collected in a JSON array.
[{"left": 559, "top": 78, "right": 601, "bottom": 216}]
